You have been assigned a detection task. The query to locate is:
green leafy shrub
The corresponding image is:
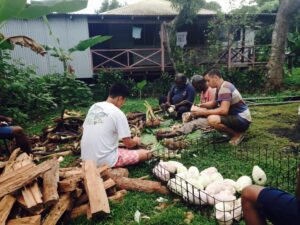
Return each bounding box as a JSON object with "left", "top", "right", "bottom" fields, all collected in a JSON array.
[
  {"left": 0, "top": 52, "right": 92, "bottom": 123},
  {"left": 92, "top": 69, "right": 135, "bottom": 100},
  {"left": 283, "top": 67, "right": 300, "bottom": 89}
]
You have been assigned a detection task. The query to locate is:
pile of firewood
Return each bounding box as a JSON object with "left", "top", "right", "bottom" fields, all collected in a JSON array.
[{"left": 0, "top": 148, "right": 169, "bottom": 225}]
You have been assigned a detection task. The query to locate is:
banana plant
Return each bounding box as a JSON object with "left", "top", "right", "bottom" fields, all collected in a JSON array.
[
  {"left": 43, "top": 16, "right": 111, "bottom": 73},
  {"left": 0, "top": 0, "right": 88, "bottom": 51}
]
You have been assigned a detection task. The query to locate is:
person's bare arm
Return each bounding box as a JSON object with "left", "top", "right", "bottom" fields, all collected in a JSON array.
[
  {"left": 200, "top": 100, "right": 217, "bottom": 109},
  {"left": 122, "top": 136, "right": 140, "bottom": 149},
  {"left": 192, "top": 101, "right": 230, "bottom": 117}
]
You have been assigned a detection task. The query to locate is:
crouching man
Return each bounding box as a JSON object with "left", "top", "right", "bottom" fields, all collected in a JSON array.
[
  {"left": 81, "top": 83, "right": 152, "bottom": 167},
  {"left": 191, "top": 69, "right": 251, "bottom": 145}
]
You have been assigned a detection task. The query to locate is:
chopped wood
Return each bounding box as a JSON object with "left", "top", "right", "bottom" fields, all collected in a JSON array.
[
  {"left": 59, "top": 164, "right": 109, "bottom": 179},
  {"left": 72, "top": 188, "right": 83, "bottom": 198},
  {"left": 70, "top": 204, "right": 88, "bottom": 219},
  {"left": 42, "top": 193, "right": 72, "bottom": 225},
  {"left": 0, "top": 159, "right": 55, "bottom": 198},
  {"left": 112, "top": 177, "right": 169, "bottom": 195},
  {"left": 2, "top": 148, "right": 21, "bottom": 175},
  {"left": 7, "top": 215, "right": 41, "bottom": 225},
  {"left": 0, "top": 195, "right": 16, "bottom": 225},
  {"left": 17, "top": 194, "right": 45, "bottom": 215},
  {"left": 58, "top": 176, "right": 81, "bottom": 193},
  {"left": 138, "top": 175, "right": 150, "bottom": 180},
  {"left": 75, "top": 176, "right": 116, "bottom": 206},
  {"left": 43, "top": 160, "right": 59, "bottom": 207},
  {"left": 108, "top": 190, "right": 127, "bottom": 203},
  {"left": 102, "top": 167, "right": 129, "bottom": 180},
  {"left": 37, "top": 150, "right": 73, "bottom": 160},
  {"left": 83, "top": 160, "right": 110, "bottom": 216},
  {"left": 0, "top": 161, "right": 7, "bottom": 169}
]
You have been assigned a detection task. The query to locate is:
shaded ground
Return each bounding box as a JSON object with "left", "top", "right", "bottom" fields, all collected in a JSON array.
[{"left": 269, "top": 118, "right": 300, "bottom": 143}]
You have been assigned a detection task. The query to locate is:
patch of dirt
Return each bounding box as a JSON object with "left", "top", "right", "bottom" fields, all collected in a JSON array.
[{"left": 269, "top": 118, "right": 300, "bottom": 143}]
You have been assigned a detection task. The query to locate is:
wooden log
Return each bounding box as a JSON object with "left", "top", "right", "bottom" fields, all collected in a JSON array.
[
  {"left": 72, "top": 187, "right": 83, "bottom": 198},
  {"left": 75, "top": 177, "right": 116, "bottom": 206},
  {"left": 0, "top": 195, "right": 16, "bottom": 225},
  {"left": 0, "top": 161, "right": 7, "bottom": 169},
  {"left": 112, "top": 177, "right": 169, "bottom": 195},
  {"left": 83, "top": 160, "right": 110, "bottom": 216},
  {"left": 59, "top": 165, "right": 110, "bottom": 179},
  {"left": 70, "top": 204, "right": 88, "bottom": 219},
  {"left": 0, "top": 159, "right": 55, "bottom": 198},
  {"left": 42, "top": 193, "right": 72, "bottom": 225},
  {"left": 37, "top": 150, "right": 72, "bottom": 160},
  {"left": 43, "top": 160, "right": 59, "bottom": 207},
  {"left": 102, "top": 167, "right": 129, "bottom": 180},
  {"left": 2, "top": 148, "right": 21, "bottom": 175},
  {"left": 7, "top": 215, "right": 41, "bottom": 225},
  {"left": 17, "top": 194, "right": 44, "bottom": 215},
  {"left": 58, "top": 176, "right": 81, "bottom": 193},
  {"left": 108, "top": 190, "right": 127, "bottom": 203},
  {"left": 8, "top": 153, "right": 44, "bottom": 210}
]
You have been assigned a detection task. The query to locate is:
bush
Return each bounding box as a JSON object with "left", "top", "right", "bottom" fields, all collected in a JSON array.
[
  {"left": 92, "top": 69, "right": 135, "bottom": 100},
  {"left": 0, "top": 52, "right": 92, "bottom": 123}
]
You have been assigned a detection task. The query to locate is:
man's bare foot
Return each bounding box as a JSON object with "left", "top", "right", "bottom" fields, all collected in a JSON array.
[{"left": 229, "top": 133, "right": 245, "bottom": 146}]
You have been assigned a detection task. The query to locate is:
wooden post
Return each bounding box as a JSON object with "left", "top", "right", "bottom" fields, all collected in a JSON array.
[
  {"left": 43, "top": 160, "right": 59, "bottom": 207},
  {"left": 0, "top": 195, "right": 16, "bottom": 225},
  {"left": 160, "top": 23, "right": 165, "bottom": 72},
  {"left": 83, "top": 160, "right": 110, "bottom": 216}
]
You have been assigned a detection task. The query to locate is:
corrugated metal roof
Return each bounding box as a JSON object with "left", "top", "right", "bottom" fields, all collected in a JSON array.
[{"left": 101, "top": 0, "right": 216, "bottom": 16}]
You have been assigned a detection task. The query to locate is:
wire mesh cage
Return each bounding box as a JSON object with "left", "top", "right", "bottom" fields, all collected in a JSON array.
[{"left": 151, "top": 131, "right": 300, "bottom": 224}]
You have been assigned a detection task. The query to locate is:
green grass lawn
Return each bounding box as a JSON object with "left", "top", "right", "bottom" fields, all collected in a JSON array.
[{"left": 25, "top": 98, "right": 300, "bottom": 225}]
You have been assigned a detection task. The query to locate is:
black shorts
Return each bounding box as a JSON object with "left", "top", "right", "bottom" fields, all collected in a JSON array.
[
  {"left": 220, "top": 115, "right": 250, "bottom": 132},
  {"left": 257, "top": 187, "right": 300, "bottom": 225}
]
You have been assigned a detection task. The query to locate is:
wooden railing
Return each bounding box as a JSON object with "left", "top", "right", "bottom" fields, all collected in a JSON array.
[
  {"left": 91, "top": 48, "right": 171, "bottom": 72},
  {"left": 218, "top": 45, "right": 271, "bottom": 68}
]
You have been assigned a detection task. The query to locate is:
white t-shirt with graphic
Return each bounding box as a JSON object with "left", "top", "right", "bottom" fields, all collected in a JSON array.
[{"left": 81, "top": 101, "right": 131, "bottom": 167}]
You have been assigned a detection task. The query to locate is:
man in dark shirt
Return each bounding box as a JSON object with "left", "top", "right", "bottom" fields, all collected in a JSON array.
[{"left": 159, "top": 73, "right": 195, "bottom": 119}]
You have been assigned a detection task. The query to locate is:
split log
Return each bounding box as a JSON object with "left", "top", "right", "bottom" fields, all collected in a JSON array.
[
  {"left": 37, "top": 150, "right": 73, "bottom": 160},
  {"left": 112, "top": 177, "right": 169, "bottom": 195},
  {"left": 2, "top": 148, "right": 21, "bottom": 175},
  {"left": 108, "top": 190, "right": 127, "bottom": 203},
  {"left": 58, "top": 176, "right": 81, "bottom": 193},
  {"left": 0, "top": 195, "right": 16, "bottom": 225},
  {"left": 75, "top": 178, "right": 116, "bottom": 206},
  {"left": 0, "top": 161, "right": 7, "bottom": 169},
  {"left": 59, "top": 164, "right": 109, "bottom": 179},
  {"left": 83, "top": 160, "right": 110, "bottom": 216},
  {"left": 102, "top": 167, "right": 129, "bottom": 180},
  {"left": 8, "top": 153, "right": 44, "bottom": 210},
  {"left": 43, "top": 160, "right": 59, "bottom": 207},
  {"left": 70, "top": 204, "right": 88, "bottom": 219},
  {"left": 0, "top": 159, "right": 55, "bottom": 198},
  {"left": 7, "top": 215, "right": 41, "bottom": 225},
  {"left": 17, "top": 194, "right": 44, "bottom": 215},
  {"left": 42, "top": 193, "right": 72, "bottom": 225}
]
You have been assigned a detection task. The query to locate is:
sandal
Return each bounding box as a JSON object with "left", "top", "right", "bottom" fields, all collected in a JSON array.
[{"left": 229, "top": 134, "right": 245, "bottom": 146}]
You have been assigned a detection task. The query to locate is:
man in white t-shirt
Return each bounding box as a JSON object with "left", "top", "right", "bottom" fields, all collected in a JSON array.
[{"left": 81, "top": 83, "right": 152, "bottom": 167}]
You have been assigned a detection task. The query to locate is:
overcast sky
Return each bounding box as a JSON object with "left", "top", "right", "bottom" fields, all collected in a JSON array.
[{"left": 77, "top": 0, "right": 255, "bottom": 14}]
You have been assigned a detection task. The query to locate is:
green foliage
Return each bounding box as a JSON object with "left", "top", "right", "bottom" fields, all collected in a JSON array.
[
  {"left": 222, "top": 67, "right": 267, "bottom": 93},
  {"left": 169, "top": 0, "right": 205, "bottom": 29},
  {"left": 0, "top": 52, "right": 92, "bottom": 123},
  {"left": 43, "top": 16, "right": 111, "bottom": 72},
  {"left": 132, "top": 80, "right": 147, "bottom": 99},
  {"left": 283, "top": 67, "right": 300, "bottom": 89},
  {"left": 203, "top": 1, "right": 221, "bottom": 12},
  {"left": 92, "top": 69, "right": 135, "bottom": 100},
  {"left": 96, "top": 0, "right": 122, "bottom": 13},
  {"left": 0, "top": 0, "right": 87, "bottom": 22},
  {"left": 143, "top": 73, "right": 174, "bottom": 97}
]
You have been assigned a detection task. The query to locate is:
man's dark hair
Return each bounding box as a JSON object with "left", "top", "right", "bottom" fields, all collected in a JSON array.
[
  {"left": 109, "top": 83, "right": 130, "bottom": 98},
  {"left": 175, "top": 73, "right": 187, "bottom": 83},
  {"left": 191, "top": 74, "right": 206, "bottom": 93},
  {"left": 206, "top": 69, "right": 222, "bottom": 78}
]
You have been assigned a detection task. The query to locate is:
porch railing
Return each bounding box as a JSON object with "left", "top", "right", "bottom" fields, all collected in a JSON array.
[{"left": 91, "top": 48, "right": 171, "bottom": 72}]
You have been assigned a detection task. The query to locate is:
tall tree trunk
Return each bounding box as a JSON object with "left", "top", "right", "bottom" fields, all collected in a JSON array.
[{"left": 266, "top": 0, "right": 300, "bottom": 90}]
